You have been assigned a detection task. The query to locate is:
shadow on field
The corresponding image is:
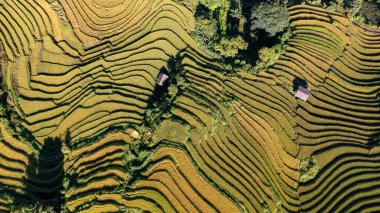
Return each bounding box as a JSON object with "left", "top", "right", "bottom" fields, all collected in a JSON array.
[
  {"left": 293, "top": 76, "right": 308, "bottom": 92},
  {"left": 25, "top": 137, "right": 64, "bottom": 210},
  {"left": 369, "top": 132, "right": 380, "bottom": 145},
  {"left": 146, "top": 66, "right": 170, "bottom": 109}
]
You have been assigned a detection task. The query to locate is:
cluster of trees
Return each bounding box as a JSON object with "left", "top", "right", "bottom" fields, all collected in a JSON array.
[
  {"left": 193, "top": 0, "right": 291, "bottom": 74},
  {"left": 301, "top": 0, "right": 379, "bottom": 26},
  {"left": 351, "top": 0, "right": 380, "bottom": 26},
  {"left": 192, "top": 0, "right": 379, "bottom": 74}
]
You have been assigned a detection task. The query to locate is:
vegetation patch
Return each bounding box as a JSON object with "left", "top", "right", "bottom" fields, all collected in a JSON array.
[
  {"left": 152, "top": 120, "right": 188, "bottom": 144},
  {"left": 299, "top": 156, "right": 319, "bottom": 183}
]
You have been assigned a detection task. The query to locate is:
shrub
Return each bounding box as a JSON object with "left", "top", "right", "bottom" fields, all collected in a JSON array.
[{"left": 299, "top": 156, "right": 320, "bottom": 183}]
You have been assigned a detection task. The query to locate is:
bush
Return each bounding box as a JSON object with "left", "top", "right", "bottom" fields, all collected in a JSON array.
[
  {"left": 250, "top": 0, "right": 290, "bottom": 37},
  {"left": 299, "top": 156, "right": 319, "bottom": 183}
]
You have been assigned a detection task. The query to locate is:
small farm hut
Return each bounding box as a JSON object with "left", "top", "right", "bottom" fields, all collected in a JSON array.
[
  {"left": 295, "top": 85, "right": 311, "bottom": 101},
  {"left": 156, "top": 73, "right": 169, "bottom": 86}
]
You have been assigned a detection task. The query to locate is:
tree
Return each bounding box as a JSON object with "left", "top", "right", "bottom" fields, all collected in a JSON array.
[
  {"left": 344, "top": 0, "right": 363, "bottom": 14},
  {"left": 194, "top": 18, "right": 219, "bottom": 46},
  {"left": 230, "top": 0, "right": 243, "bottom": 18},
  {"left": 359, "top": 0, "right": 380, "bottom": 25},
  {"left": 213, "top": 36, "right": 248, "bottom": 57},
  {"left": 258, "top": 47, "right": 277, "bottom": 64},
  {"left": 250, "top": 0, "right": 290, "bottom": 37},
  {"left": 196, "top": 0, "right": 231, "bottom": 33},
  {"left": 198, "top": 0, "right": 222, "bottom": 10}
]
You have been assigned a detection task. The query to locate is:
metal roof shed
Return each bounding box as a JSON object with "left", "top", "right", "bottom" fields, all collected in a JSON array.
[
  {"left": 295, "top": 85, "right": 311, "bottom": 101},
  {"left": 156, "top": 73, "right": 169, "bottom": 86}
]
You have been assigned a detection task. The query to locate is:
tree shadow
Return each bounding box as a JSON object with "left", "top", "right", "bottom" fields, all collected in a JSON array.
[
  {"left": 24, "top": 137, "right": 64, "bottom": 211},
  {"left": 146, "top": 52, "right": 184, "bottom": 110},
  {"left": 146, "top": 67, "right": 170, "bottom": 110},
  {"left": 64, "top": 129, "right": 72, "bottom": 150},
  {"left": 293, "top": 76, "right": 308, "bottom": 92},
  {"left": 144, "top": 52, "right": 186, "bottom": 127},
  {"left": 369, "top": 132, "right": 380, "bottom": 145}
]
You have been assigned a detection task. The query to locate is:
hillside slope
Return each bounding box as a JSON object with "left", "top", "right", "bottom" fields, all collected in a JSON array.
[{"left": 0, "top": 0, "right": 379, "bottom": 212}]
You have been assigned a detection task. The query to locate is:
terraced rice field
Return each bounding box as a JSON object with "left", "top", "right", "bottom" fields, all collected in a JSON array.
[
  {"left": 65, "top": 132, "right": 132, "bottom": 212},
  {"left": 0, "top": 0, "right": 379, "bottom": 212},
  {"left": 0, "top": 120, "right": 32, "bottom": 198}
]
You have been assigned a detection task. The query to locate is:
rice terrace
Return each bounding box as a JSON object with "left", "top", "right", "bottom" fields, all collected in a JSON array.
[{"left": 0, "top": 0, "right": 379, "bottom": 212}]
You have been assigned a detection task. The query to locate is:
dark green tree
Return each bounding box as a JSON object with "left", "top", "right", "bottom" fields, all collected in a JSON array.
[
  {"left": 230, "top": 0, "right": 243, "bottom": 18},
  {"left": 343, "top": 0, "right": 363, "bottom": 14},
  {"left": 359, "top": 0, "right": 380, "bottom": 25},
  {"left": 250, "top": 0, "right": 290, "bottom": 37}
]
